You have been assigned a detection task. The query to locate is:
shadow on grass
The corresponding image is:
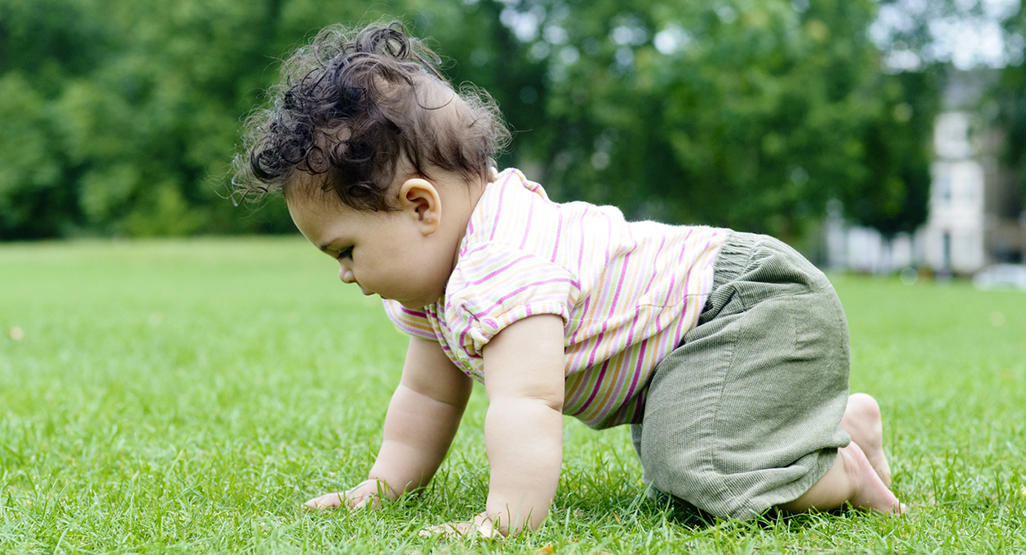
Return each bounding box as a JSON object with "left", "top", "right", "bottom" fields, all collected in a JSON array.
[{"left": 591, "top": 486, "right": 869, "bottom": 533}]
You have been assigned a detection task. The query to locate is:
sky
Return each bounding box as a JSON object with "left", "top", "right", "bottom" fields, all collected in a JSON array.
[{"left": 871, "top": 0, "right": 1021, "bottom": 69}]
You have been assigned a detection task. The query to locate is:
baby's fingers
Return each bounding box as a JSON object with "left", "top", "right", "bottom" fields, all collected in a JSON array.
[
  {"left": 303, "top": 491, "right": 347, "bottom": 510},
  {"left": 303, "top": 489, "right": 383, "bottom": 511},
  {"left": 418, "top": 521, "right": 471, "bottom": 539},
  {"left": 418, "top": 515, "right": 499, "bottom": 540}
]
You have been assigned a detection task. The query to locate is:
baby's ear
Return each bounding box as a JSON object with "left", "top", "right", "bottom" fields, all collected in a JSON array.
[{"left": 398, "top": 178, "right": 441, "bottom": 231}]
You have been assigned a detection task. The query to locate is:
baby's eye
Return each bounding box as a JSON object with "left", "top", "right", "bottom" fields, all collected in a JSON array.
[{"left": 336, "top": 246, "right": 353, "bottom": 260}]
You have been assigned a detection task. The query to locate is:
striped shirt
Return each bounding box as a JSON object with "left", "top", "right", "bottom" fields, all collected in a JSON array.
[{"left": 384, "top": 168, "right": 727, "bottom": 428}]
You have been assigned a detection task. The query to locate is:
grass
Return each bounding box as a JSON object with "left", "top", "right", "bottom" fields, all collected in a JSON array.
[{"left": 1, "top": 237, "right": 1024, "bottom": 553}]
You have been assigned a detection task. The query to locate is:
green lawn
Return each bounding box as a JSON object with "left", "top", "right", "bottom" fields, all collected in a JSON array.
[{"left": 1, "top": 238, "right": 1024, "bottom": 553}]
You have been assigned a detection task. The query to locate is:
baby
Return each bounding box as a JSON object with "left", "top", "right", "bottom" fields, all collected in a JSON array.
[{"left": 232, "top": 21, "right": 902, "bottom": 537}]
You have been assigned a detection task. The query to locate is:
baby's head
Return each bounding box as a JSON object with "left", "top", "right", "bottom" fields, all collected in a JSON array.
[{"left": 232, "top": 21, "right": 510, "bottom": 209}]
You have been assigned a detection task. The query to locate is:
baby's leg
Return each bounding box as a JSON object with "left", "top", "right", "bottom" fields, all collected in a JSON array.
[
  {"left": 779, "top": 393, "right": 902, "bottom": 515},
  {"left": 841, "top": 393, "right": 892, "bottom": 487},
  {"left": 778, "top": 441, "right": 903, "bottom": 514}
]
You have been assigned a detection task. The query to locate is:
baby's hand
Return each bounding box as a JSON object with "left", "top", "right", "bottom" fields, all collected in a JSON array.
[
  {"left": 418, "top": 512, "right": 501, "bottom": 540},
  {"left": 303, "top": 478, "right": 394, "bottom": 510}
]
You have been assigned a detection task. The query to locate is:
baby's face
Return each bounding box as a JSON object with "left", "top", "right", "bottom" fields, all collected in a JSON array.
[{"left": 286, "top": 177, "right": 455, "bottom": 309}]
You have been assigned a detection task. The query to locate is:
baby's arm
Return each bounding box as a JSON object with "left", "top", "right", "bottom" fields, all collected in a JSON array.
[
  {"left": 425, "top": 314, "right": 565, "bottom": 536},
  {"left": 305, "top": 335, "right": 472, "bottom": 509},
  {"left": 484, "top": 315, "right": 565, "bottom": 533}
]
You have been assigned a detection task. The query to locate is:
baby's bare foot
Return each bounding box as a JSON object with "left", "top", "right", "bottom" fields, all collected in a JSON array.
[
  {"left": 841, "top": 442, "right": 904, "bottom": 514},
  {"left": 841, "top": 393, "right": 892, "bottom": 487}
]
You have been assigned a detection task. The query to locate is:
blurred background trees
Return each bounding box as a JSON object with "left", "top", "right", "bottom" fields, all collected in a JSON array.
[
  {"left": 0, "top": 0, "right": 1021, "bottom": 243},
  {"left": 997, "top": 3, "right": 1026, "bottom": 203}
]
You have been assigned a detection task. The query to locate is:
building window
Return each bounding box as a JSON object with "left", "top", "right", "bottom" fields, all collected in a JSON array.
[{"left": 935, "top": 173, "right": 953, "bottom": 203}]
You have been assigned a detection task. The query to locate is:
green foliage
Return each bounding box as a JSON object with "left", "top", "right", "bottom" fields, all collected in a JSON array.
[
  {"left": 996, "top": 3, "right": 1026, "bottom": 201},
  {"left": 508, "top": 0, "right": 944, "bottom": 239},
  {"left": 0, "top": 73, "right": 70, "bottom": 238},
  {"left": 844, "top": 69, "right": 941, "bottom": 237},
  {"left": 2, "top": 238, "right": 1025, "bottom": 551},
  {"left": 0, "top": 0, "right": 944, "bottom": 239}
]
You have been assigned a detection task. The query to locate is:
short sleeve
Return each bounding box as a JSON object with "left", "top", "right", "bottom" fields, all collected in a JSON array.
[
  {"left": 445, "top": 244, "right": 580, "bottom": 355},
  {"left": 382, "top": 300, "right": 437, "bottom": 341}
]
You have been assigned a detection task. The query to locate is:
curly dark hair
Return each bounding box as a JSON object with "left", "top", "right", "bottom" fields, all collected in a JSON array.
[{"left": 231, "top": 21, "right": 510, "bottom": 210}]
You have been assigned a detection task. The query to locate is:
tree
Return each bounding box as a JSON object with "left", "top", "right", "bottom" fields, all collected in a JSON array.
[
  {"left": 0, "top": 0, "right": 112, "bottom": 238},
  {"left": 995, "top": 3, "right": 1026, "bottom": 202},
  {"left": 0, "top": 0, "right": 544, "bottom": 238},
  {"left": 842, "top": 69, "right": 941, "bottom": 237},
  {"left": 0, "top": 0, "right": 944, "bottom": 241},
  {"left": 496, "top": 0, "right": 942, "bottom": 242}
]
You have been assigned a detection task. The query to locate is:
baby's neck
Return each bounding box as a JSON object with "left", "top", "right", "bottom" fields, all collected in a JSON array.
[{"left": 445, "top": 176, "right": 487, "bottom": 271}]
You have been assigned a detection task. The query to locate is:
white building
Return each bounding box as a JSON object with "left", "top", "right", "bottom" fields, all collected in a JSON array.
[{"left": 920, "top": 111, "right": 987, "bottom": 273}]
